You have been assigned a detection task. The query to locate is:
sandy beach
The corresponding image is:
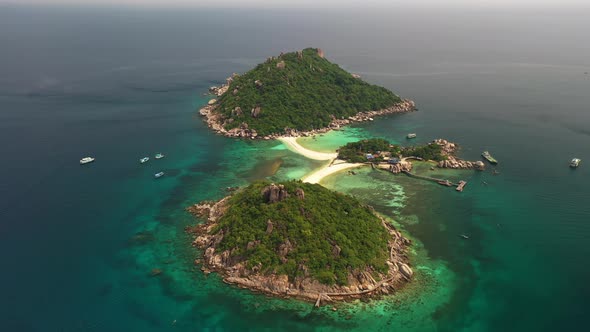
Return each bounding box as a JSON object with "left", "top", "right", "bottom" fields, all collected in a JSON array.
[
  {"left": 278, "top": 137, "right": 337, "bottom": 161},
  {"left": 302, "top": 162, "right": 365, "bottom": 184},
  {"left": 278, "top": 137, "right": 365, "bottom": 183}
]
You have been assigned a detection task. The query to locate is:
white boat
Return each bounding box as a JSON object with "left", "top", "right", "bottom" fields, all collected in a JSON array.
[
  {"left": 154, "top": 171, "right": 165, "bottom": 178},
  {"left": 80, "top": 157, "right": 95, "bottom": 165},
  {"left": 140, "top": 157, "right": 149, "bottom": 164},
  {"left": 155, "top": 153, "right": 164, "bottom": 159},
  {"left": 406, "top": 133, "right": 417, "bottom": 139},
  {"left": 570, "top": 158, "right": 581, "bottom": 168}
]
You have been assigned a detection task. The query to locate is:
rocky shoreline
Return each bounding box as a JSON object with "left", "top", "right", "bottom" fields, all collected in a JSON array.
[
  {"left": 199, "top": 77, "right": 416, "bottom": 140},
  {"left": 432, "top": 139, "right": 486, "bottom": 170},
  {"left": 185, "top": 187, "right": 413, "bottom": 305}
]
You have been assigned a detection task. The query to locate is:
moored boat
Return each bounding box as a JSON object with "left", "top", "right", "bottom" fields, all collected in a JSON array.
[
  {"left": 155, "top": 153, "right": 165, "bottom": 159},
  {"left": 80, "top": 157, "right": 95, "bottom": 165},
  {"left": 140, "top": 157, "right": 149, "bottom": 164},
  {"left": 460, "top": 234, "right": 469, "bottom": 239},
  {"left": 570, "top": 158, "right": 581, "bottom": 168},
  {"left": 154, "top": 171, "right": 165, "bottom": 178},
  {"left": 481, "top": 151, "right": 498, "bottom": 164},
  {"left": 406, "top": 133, "right": 417, "bottom": 139}
]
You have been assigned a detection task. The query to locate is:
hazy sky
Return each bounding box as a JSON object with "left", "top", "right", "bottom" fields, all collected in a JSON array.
[{"left": 3, "top": 0, "right": 589, "bottom": 9}]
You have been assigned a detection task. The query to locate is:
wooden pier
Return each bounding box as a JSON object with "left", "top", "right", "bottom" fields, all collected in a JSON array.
[
  {"left": 401, "top": 171, "right": 467, "bottom": 192},
  {"left": 456, "top": 180, "right": 467, "bottom": 192}
]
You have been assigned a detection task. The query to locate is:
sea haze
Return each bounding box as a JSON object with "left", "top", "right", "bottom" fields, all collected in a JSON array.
[{"left": 0, "top": 4, "right": 589, "bottom": 331}]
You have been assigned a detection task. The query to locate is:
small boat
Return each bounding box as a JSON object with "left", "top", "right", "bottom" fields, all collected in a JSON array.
[
  {"left": 80, "top": 157, "right": 95, "bottom": 165},
  {"left": 140, "top": 157, "right": 149, "bottom": 164},
  {"left": 482, "top": 151, "right": 498, "bottom": 164},
  {"left": 155, "top": 153, "right": 165, "bottom": 159},
  {"left": 406, "top": 133, "right": 417, "bottom": 139},
  {"left": 154, "top": 171, "right": 165, "bottom": 178},
  {"left": 570, "top": 158, "right": 581, "bottom": 168},
  {"left": 459, "top": 234, "right": 469, "bottom": 239}
]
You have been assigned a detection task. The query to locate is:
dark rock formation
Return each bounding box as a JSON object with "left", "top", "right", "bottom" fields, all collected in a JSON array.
[
  {"left": 266, "top": 219, "right": 274, "bottom": 235},
  {"left": 262, "top": 183, "right": 290, "bottom": 203},
  {"left": 295, "top": 188, "right": 305, "bottom": 200},
  {"left": 231, "top": 107, "right": 243, "bottom": 117},
  {"left": 251, "top": 106, "right": 262, "bottom": 118},
  {"left": 332, "top": 244, "right": 342, "bottom": 257}
]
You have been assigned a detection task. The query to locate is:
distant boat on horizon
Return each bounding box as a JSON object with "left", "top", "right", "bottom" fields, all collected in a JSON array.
[
  {"left": 570, "top": 158, "right": 581, "bottom": 168},
  {"left": 482, "top": 151, "right": 498, "bottom": 164},
  {"left": 80, "top": 157, "right": 95, "bottom": 165}
]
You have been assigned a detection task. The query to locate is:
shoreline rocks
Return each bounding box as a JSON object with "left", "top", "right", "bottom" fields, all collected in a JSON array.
[{"left": 432, "top": 139, "right": 485, "bottom": 170}]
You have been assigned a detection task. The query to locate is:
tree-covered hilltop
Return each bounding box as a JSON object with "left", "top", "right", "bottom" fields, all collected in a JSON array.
[
  {"left": 214, "top": 48, "right": 403, "bottom": 136},
  {"left": 338, "top": 138, "right": 447, "bottom": 163},
  {"left": 209, "top": 181, "right": 391, "bottom": 286}
]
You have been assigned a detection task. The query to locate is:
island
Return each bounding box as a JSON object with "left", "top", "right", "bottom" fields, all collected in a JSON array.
[
  {"left": 337, "top": 138, "right": 486, "bottom": 172},
  {"left": 199, "top": 48, "right": 416, "bottom": 139},
  {"left": 186, "top": 180, "right": 413, "bottom": 305}
]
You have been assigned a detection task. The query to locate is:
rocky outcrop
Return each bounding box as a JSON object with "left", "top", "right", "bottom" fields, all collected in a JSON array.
[
  {"left": 251, "top": 106, "right": 262, "bottom": 118},
  {"left": 294, "top": 188, "right": 305, "bottom": 200},
  {"left": 432, "top": 139, "right": 485, "bottom": 170},
  {"left": 231, "top": 107, "right": 243, "bottom": 117},
  {"left": 389, "top": 160, "right": 413, "bottom": 174},
  {"left": 207, "top": 74, "right": 238, "bottom": 97},
  {"left": 317, "top": 48, "right": 325, "bottom": 58},
  {"left": 276, "top": 61, "right": 286, "bottom": 69},
  {"left": 437, "top": 157, "right": 485, "bottom": 170},
  {"left": 262, "top": 183, "right": 290, "bottom": 203}
]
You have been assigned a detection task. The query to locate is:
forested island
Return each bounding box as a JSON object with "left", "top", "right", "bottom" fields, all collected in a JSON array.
[
  {"left": 199, "top": 48, "right": 415, "bottom": 138},
  {"left": 337, "top": 138, "right": 486, "bottom": 171},
  {"left": 187, "top": 181, "right": 413, "bottom": 304},
  {"left": 337, "top": 138, "right": 447, "bottom": 163}
]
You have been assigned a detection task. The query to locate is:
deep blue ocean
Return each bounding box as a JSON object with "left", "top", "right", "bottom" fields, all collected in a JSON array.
[{"left": 1, "top": 5, "right": 589, "bottom": 331}]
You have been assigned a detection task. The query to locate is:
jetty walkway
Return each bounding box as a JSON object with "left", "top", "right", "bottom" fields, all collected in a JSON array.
[{"left": 400, "top": 170, "right": 467, "bottom": 191}]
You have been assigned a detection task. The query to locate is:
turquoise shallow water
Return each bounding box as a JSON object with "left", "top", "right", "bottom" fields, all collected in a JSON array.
[{"left": 1, "top": 5, "right": 590, "bottom": 332}]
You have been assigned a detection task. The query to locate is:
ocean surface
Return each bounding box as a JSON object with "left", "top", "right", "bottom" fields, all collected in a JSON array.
[{"left": 1, "top": 5, "right": 589, "bottom": 331}]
